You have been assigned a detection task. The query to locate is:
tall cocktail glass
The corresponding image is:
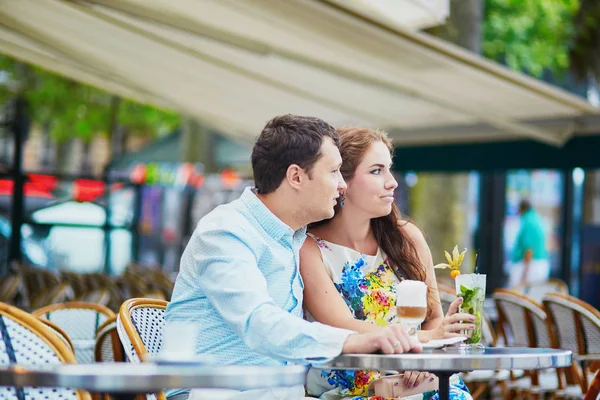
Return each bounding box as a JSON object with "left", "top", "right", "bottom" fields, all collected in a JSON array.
[{"left": 455, "top": 273, "right": 486, "bottom": 348}]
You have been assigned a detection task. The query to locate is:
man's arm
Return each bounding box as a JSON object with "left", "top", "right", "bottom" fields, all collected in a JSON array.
[{"left": 191, "top": 227, "right": 419, "bottom": 364}]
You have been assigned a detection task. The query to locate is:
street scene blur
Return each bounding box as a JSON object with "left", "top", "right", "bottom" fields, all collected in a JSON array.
[{"left": 1, "top": 0, "right": 600, "bottom": 399}]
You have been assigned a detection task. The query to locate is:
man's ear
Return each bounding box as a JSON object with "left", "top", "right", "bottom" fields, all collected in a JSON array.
[{"left": 285, "top": 164, "right": 305, "bottom": 190}]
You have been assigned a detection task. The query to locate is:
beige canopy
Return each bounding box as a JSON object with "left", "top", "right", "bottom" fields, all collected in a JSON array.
[{"left": 0, "top": 0, "right": 597, "bottom": 146}]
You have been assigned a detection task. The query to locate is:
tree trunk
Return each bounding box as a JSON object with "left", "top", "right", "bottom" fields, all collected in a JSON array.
[
  {"left": 410, "top": 0, "right": 483, "bottom": 274},
  {"left": 582, "top": 171, "right": 600, "bottom": 224},
  {"left": 180, "top": 116, "right": 217, "bottom": 173},
  {"left": 428, "top": 0, "right": 483, "bottom": 53},
  {"left": 54, "top": 139, "right": 72, "bottom": 174},
  {"left": 81, "top": 140, "right": 93, "bottom": 176},
  {"left": 40, "top": 123, "right": 54, "bottom": 171}
]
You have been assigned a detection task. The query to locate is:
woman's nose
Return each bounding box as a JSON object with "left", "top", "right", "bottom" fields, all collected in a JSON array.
[{"left": 386, "top": 174, "right": 398, "bottom": 190}]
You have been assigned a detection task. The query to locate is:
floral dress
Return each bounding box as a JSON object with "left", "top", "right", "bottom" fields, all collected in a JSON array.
[{"left": 305, "top": 234, "right": 472, "bottom": 400}]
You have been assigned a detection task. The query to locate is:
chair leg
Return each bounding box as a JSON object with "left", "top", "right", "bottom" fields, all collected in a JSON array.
[
  {"left": 498, "top": 381, "right": 508, "bottom": 399},
  {"left": 470, "top": 382, "right": 488, "bottom": 399}
]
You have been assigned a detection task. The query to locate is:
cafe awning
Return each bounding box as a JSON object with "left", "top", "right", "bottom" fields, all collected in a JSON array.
[{"left": 0, "top": 0, "right": 598, "bottom": 147}]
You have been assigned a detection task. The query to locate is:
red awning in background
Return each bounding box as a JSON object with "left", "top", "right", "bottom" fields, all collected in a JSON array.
[{"left": 0, "top": 178, "right": 54, "bottom": 199}]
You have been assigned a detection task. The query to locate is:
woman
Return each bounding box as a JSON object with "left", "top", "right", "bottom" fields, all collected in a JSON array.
[{"left": 300, "top": 127, "right": 473, "bottom": 400}]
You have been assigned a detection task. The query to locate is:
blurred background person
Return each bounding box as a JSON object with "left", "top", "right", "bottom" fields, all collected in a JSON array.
[{"left": 509, "top": 199, "right": 550, "bottom": 287}]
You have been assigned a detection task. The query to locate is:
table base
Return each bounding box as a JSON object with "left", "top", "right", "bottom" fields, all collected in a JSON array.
[{"left": 433, "top": 371, "right": 455, "bottom": 400}]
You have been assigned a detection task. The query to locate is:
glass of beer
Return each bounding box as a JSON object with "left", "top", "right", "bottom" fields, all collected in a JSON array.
[
  {"left": 395, "top": 280, "right": 428, "bottom": 341},
  {"left": 455, "top": 273, "right": 486, "bottom": 348}
]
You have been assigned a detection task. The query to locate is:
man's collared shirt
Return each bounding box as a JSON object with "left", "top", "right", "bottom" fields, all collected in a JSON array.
[{"left": 166, "top": 187, "right": 353, "bottom": 366}]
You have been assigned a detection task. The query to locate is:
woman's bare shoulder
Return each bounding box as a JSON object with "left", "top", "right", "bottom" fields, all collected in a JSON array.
[{"left": 398, "top": 220, "right": 427, "bottom": 245}]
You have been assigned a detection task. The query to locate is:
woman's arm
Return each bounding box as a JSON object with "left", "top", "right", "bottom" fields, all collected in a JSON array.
[
  {"left": 300, "top": 238, "right": 379, "bottom": 334},
  {"left": 400, "top": 221, "right": 475, "bottom": 342}
]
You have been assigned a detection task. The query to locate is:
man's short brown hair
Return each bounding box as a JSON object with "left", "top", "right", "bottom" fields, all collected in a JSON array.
[{"left": 251, "top": 115, "right": 340, "bottom": 194}]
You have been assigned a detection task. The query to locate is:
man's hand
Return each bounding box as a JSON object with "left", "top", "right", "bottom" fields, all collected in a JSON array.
[{"left": 342, "top": 325, "right": 422, "bottom": 354}]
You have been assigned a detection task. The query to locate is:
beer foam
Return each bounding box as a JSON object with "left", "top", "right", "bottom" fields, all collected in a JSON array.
[{"left": 396, "top": 280, "right": 427, "bottom": 307}]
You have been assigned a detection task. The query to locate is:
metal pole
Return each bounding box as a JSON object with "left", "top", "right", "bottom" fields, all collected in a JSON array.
[
  {"left": 131, "top": 184, "right": 142, "bottom": 263},
  {"left": 8, "top": 97, "right": 27, "bottom": 270},
  {"left": 478, "top": 171, "right": 507, "bottom": 294},
  {"left": 102, "top": 171, "right": 112, "bottom": 275},
  {"left": 560, "top": 169, "right": 575, "bottom": 290}
]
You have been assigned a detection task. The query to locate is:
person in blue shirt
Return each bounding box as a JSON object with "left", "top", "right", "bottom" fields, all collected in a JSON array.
[
  {"left": 509, "top": 200, "right": 550, "bottom": 287},
  {"left": 165, "top": 115, "right": 421, "bottom": 400}
]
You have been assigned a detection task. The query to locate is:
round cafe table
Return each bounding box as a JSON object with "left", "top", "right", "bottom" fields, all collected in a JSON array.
[
  {"left": 0, "top": 362, "right": 307, "bottom": 400},
  {"left": 323, "top": 347, "right": 572, "bottom": 400}
]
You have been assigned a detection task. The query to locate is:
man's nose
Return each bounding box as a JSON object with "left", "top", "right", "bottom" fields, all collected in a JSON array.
[{"left": 339, "top": 175, "right": 347, "bottom": 191}]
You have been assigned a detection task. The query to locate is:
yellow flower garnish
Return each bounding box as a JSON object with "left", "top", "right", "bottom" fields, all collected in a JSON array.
[{"left": 434, "top": 245, "right": 467, "bottom": 273}]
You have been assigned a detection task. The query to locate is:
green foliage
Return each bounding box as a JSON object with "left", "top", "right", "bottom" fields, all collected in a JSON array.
[
  {"left": 457, "top": 284, "right": 483, "bottom": 344},
  {"left": 0, "top": 55, "right": 180, "bottom": 143},
  {"left": 569, "top": 0, "right": 600, "bottom": 81},
  {"left": 483, "top": 0, "right": 580, "bottom": 77},
  {"left": 117, "top": 99, "right": 179, "bottom": 137}
]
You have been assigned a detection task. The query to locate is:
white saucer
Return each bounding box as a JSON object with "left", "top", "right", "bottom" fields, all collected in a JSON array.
[{"left": 420, "top": 336, "right": 467, "bottom": 350}]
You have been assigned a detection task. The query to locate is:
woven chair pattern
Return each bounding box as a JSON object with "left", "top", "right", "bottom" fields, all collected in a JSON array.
[
  {"left": 97, "top": 331, "right": 115, "bottom": 362},
  {"left": 39, "top": 320, "right": 74, "bottom": 354},
  {"left": 117, "top": 302, "right": 167, "bottom": 400},
  {"left": 95, "top": 318, "right": 121, "bottom": 363},
  {"left": 495, "top": 298, "right": 529, "bottom": 346},
  {"left": 116, "top": 315, "right": 138, "bottom": 364},
  {"left": 544, "top": 294, "right": 600, "bottom": 396},
  {"left": 530, "top": 309, "right": 552, "bottom": 348},
  {"left": 511, "top": 294, "right": 552, "bottom": 349},
  {"left": 0, "top": 316, "right": 78, "bottom": 399},
  {"left": 545, "top": 301, "right": 580, "bottom": 353},
  {"left": 581, "top": 316, "right": 600, "bottom": 355},
  {"left": 130, "top": 308, "right": 165, "bottom": 356},
  {"left": 37, "top": 309, "right": 109, "bottom": 363}
]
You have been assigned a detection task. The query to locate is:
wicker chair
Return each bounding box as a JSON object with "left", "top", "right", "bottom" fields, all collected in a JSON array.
[
  {"left": 585, "top": 370, "right": 600, "bottom": 400},
  {"left": 543, "top": 293, "right": 600, "bottom": 398},
  {"left": 512, "top": 278, "right": 568, "bottom": 303},
  {"left": 38, "top": 317, "right": 75, "bottom": 353},
  {"left": 438, "top": 285, "right": 504, "bottom": 398},
  {"left": 0, "top": 301, "right": 90, "bottom": 399},
  {"left": 117, "top": 298, "right": 168, "bottom": 400},
  {"left": 94, "top": 316, "right": 124, "bottom": 363},
  {"left": 32, "top": 301, "right": 116, "bottom": 363},
  {"left": 0, "top": 274, "right": 22, "bottom": 304},
  {"left": 493, "top": 289, "right": 563, "bottom": 399}
]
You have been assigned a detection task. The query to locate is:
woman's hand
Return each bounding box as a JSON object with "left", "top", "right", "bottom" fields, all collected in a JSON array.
[
  {"left": 433, "top": 297, "right": 475, "bottom": 339},
  {"left": 402, "top": 370, "right": 434, "bottom": 389}
]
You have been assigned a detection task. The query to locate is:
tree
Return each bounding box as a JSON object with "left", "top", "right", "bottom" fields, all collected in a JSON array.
[
  {"left": 0, "top": 55, "right": 180, "bottom": 173},
  {"left": 482, "top": 0, "right": 580, "bottom": 78},
  {"left": 413, "top": 0, "right": 483, "bottom": 278},
  {"left": 570, "top": 0, "right": 600, "bottom": 82}
]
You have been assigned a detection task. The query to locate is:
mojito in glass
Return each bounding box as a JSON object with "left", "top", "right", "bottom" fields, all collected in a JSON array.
[{"left": 455, "top": 273, "right": 486, "bottom": 348}]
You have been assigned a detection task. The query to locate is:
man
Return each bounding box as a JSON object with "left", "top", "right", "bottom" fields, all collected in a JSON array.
[
  {"left": 510, "top": 199, "right": 550, "bottom": 287},
  {"left": 165, "top": 115, "right": 419, "bottom": 400}
]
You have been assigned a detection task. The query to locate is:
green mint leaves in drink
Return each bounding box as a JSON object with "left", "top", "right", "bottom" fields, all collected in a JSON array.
[{"left": 457, "top": 285, "right": 483, "bottom": 344}]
